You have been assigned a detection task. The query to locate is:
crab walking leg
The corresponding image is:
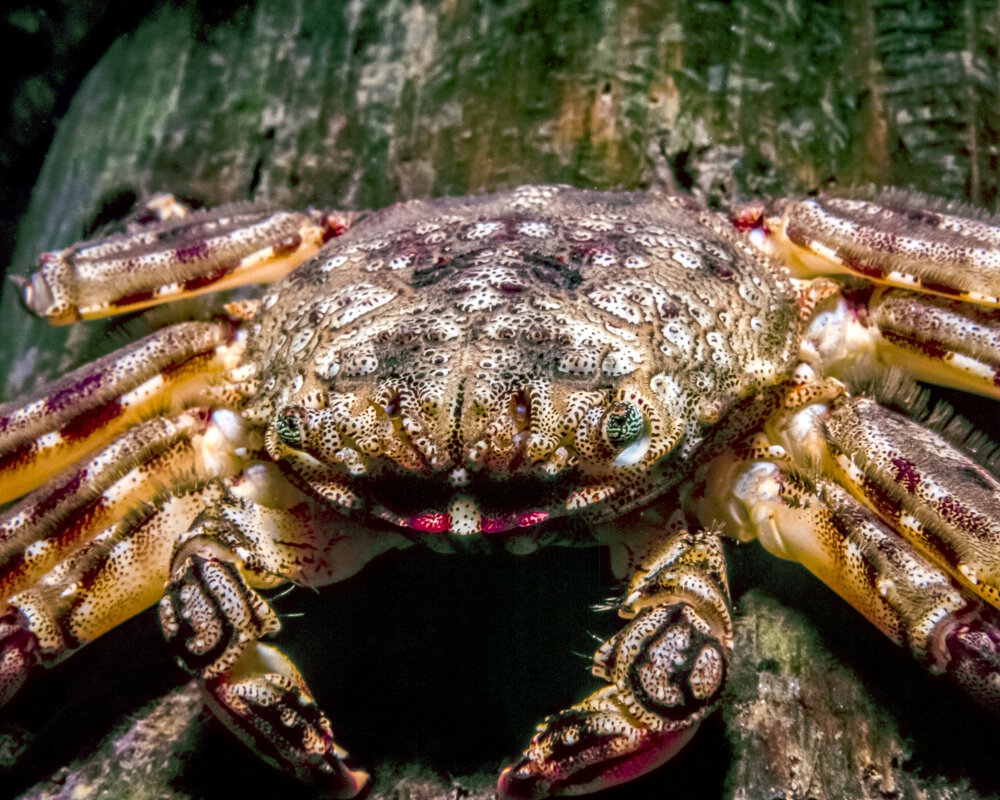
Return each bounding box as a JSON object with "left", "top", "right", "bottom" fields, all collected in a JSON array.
[
  {"left": 711, "top": 374, "right": 1000, "bottom": 611},
  {"left": 0, "top": 482, "right": 224, "bottom": 705},
  {"left": 158, "top": 492, "right": 407, "bottom": 797},
  {"left": 18, "top": 201, "right": 352, "bottom": 324},
  {"left": 0, "top": 321, "right": 240, "bottom": 504},
  {"left": 760, "top": 193, "right": 1000, "bottom": 308},
  {"left": 755, "top": 194, "right": 1000, "bottom": 398},
  {"left": 795, "top": 284, "right": 1000, "bottom": 401},
  {"left": 866, "top": 290, "right": 1000, "bottom": 400},
  {"left": 499, "top": 519, "right": 732, "bottom": 799},
  {"left": 0, "top": 414, "right": 197, "bottom": 601},
  {"left": 0, "top": 411, "right": 233, "bottom": 602},
  {"left": 690, "top": 381, "right": 1000, "bottom": 704},
  {"left": 0, "top": 403, "right": 247, "bottom": 705},
  {"left": 818, "top": 396, "right": 1000, "bottom": 609},
  {"left": 696, "top": 454, "right": 1000, "bottom": 707}
]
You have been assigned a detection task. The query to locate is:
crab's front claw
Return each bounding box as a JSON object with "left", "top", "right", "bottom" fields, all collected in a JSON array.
[
  {"left": 498, "top": 683, "right": 702, "bottom": 799},
  {"left": 205, "top": 642, "right": 370, "bottom": 798},
  {"left": 500, "top": 596, "right": 730, "bottom": 799},
  {"left": 0, "top": 608, "right": 38, "bottom": 707},
  {"left": 162, "top": 548, "right": 369, "bottom": 797},
  {"left": 501, "top": 527, "right": 733, "bottom": 798}
]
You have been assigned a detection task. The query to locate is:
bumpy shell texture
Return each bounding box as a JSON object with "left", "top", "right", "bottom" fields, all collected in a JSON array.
[{"left": 246, "top": 186, "right": 798, "bottom": 531}]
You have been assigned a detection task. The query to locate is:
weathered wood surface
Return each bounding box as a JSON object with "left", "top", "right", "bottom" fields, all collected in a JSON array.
[{"left": 2, "top": 1, "right": 999, "bottom": 798}]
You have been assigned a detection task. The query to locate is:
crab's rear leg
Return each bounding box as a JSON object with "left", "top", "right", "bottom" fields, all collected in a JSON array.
[
  {"left": 0, "top": 476, "right": 225, "bottom": 705},
  {"left": 692, "top": 384, "right": 1000, "bottom": 707},
  {"left": 797, "top": 283, "right": 1000, "bottom": 401},
  {"left": 159, "top": 489, "right": 408, "bottom": 797},
  {"left": 759, "top": 193, "right": 1000, "bottom": 309},
  {"left": 499, "top": 516, "right": 732, "bottom": 799},
  {"left": 753, "top": 194, "right": 1000, "bottom": 399},
  {"left": 17, "top": 195, "right": 353, "bottom": 324},
  {"left": 0, "top": 411, "right": 232, "bottom": 604}
]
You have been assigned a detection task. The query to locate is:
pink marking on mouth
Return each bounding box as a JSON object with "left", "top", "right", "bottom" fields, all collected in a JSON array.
[
  {"left": 518, "top": 510, "right": 550, "bottom": 528},
  {"left": 481, "top": 515, "right": 514, "bottom": 534},
  {"left": 409, "top": 511, "right": 451, "bottom": 533}
]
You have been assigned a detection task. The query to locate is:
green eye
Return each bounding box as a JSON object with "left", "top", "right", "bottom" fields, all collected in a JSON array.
[
  {"left": 603, "top": 401, "right": 644, "bottom": 449},
  {"left": 275, "top": 410, "right": 304, "bottom": 448}
]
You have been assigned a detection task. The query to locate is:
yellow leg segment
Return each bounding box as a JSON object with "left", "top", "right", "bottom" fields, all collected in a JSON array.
[
  {"left": 764, "top": 194, "right": 1000, "bottom": 308},
  {"left": 0, "top": 483, "right": 223, "bottom": 705},
  {"left": 0, "top": 321, "right": 239, "bottom": 503},
  {"left": 0, "top": 411, "right": 225, "bottom": 601},
  {"left": 0, "top": 395, "right": 249, "bottom": 708},
  {"left": 19, "top": 198, "right": 350, "bottom": 324},
  {"left": 822, "top": 396, "right": 1000, "bottom": 608},
  {"left": 691, "top": 390, "right": 1000, "bottom": 709}
]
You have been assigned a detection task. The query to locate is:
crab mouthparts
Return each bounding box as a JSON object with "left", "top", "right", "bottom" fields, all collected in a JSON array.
[
  {"left": 381, "top": 496, "right": 552, "bottom": 535},
  {"left": 371, "top": 485, "right": 556, "bottom": 536},
  {"left": 363, "top": 473, "right": 581, "bottom": 536}
]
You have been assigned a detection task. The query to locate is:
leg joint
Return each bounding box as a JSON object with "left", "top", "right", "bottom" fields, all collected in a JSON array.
[{"left": 159, "top": 552, "right": 279, "bottom": 677}]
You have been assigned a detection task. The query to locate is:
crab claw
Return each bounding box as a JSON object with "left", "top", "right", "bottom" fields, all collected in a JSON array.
[
  {"left": 943, "top": 606, "right": 1000, "bottom": 711},
  {"left": 498, "top": 685, "right": 701, "bottom": 799},
  {"left": 0, "top": 608, "right": 39, "bottom": 707},
  {"left": 500, "top": 600, "right": 729, "bottom": 798},
  {"left": 204, "top": 642, "right": 370, "bottom": 799}
]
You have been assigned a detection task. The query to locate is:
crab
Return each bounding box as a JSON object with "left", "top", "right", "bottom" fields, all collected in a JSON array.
[{"left": 2, "top": 183, "right": 1000, "bottom": 797}]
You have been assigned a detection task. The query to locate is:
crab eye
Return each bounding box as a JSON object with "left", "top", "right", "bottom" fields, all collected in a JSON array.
[
  {"left": 603, "top": 401, "right": 644, "bottom": 449},
  {"left": 275, "top": 409, "right": 304, "bottom": 449}
]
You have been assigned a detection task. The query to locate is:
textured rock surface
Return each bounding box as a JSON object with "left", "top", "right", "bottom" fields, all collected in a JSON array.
[{"left": 2, "top": 1, "right": 1000, "bottom": 799}]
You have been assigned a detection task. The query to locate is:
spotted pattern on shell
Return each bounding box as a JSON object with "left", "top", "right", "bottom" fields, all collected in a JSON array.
[{"left": 246, "top": 186, "right": 799, "bottom": 526}]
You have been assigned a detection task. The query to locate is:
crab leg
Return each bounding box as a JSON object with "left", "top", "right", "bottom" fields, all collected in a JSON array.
[
  {"left": 754, "top": 194, "right": 1000, "bottom": 398},
  {"left": 0, "top": 411, "right": 230, "bottom": 601},
  {"left": 0, "top": 320, "right": 239, "bottom": 503},
  {"left": 797, "top": 285, "right": 1000, "bottom": 401},
  {"left": 0, "top": 480, "right": 224, "bottom": 705},
  {"left": 763, "top": 194, "right": 1000, "bottom": 308},
  {"left": 823, "top": 395, "right": 1000, "bottom": 608},
  {"left": 499, "top": 518, "right": 732, "bottom": 799},
  {"left": 866, "top": 290, "right": 1000, "bottom": 399},
  {"left": 691, "top": 386, "right": 1000, "bottom": 707},
  {"left": 0, "top": 401, "right": 248, "bottom": 705},
  {"left": 18, "top": 198, "right": 350, "bottom": 324},
  {"left": 158, "top": 489, "right": 407, "bottom": 798}
]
